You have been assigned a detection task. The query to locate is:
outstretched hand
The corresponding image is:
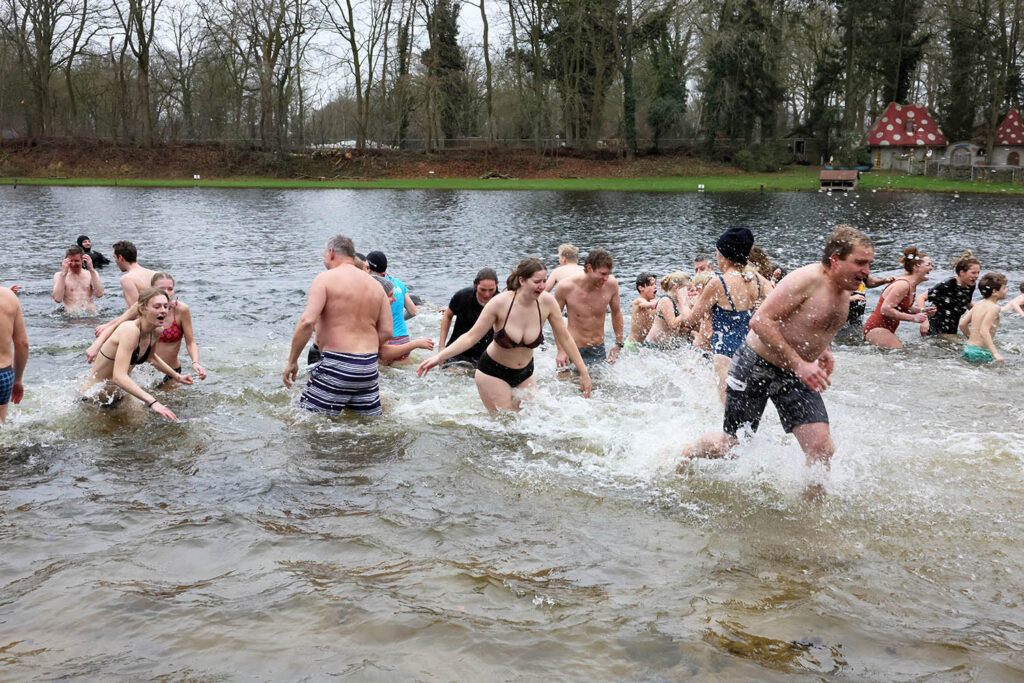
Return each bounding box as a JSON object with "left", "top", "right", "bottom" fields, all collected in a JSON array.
[
  {"left": 150, "top": 401, "right": 177, "bottom": 421},
  {"left": 176, "top": 373, "right": 194, "bottom": 385},
  {"left": 417, "top": 355, "right": 441, "bottom": 377}
]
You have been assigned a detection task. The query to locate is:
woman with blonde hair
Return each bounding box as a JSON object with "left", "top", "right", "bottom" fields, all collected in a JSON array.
[
  {"left": 863, "top": 246, "right": 936, "bottom": 349},
  {"left": 87, "top": 272, "right": 207, "bottom": 383},
  {"left": 643, "top": 272, "right": 691, "bottom": 348},
  {"left": 82, "top": 287, "right": 192, "bottom": 420}
]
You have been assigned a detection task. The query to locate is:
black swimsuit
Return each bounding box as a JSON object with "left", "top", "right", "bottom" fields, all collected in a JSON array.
[
  {"left": 99, "top": 325, "right": 154, "bottom": 365},
  {"left": 476, "top": 291, "right": 543, "bottom": 387}
]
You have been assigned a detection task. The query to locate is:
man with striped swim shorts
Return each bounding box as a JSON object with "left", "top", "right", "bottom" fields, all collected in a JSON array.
[
  {"left": 0, "top": 285, "right": 29, "bottom": 424},
  {"left": 283, "top": 235, "right": 393, "bottom": 417}
]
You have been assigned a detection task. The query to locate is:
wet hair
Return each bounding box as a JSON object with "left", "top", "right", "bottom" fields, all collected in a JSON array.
[
  {"left": 660, "top": 271, "right": 691, "bottom": 291},
  {"left": 1019, "top": 282, "right": 1024, "bottom": 293},
  {"left": 585, "top": 248, "right": 614, "bottom": 271},
  {"left": 112, "top": 240, "right": 137, "bottom": 263},
  {"left": 953, "top": 250, "right": 981, "bottom": 274},
  {"left": 558, "top": 244, "right": 579, "bottom": 261},
  {"left": 506, "top": 258, "right": 546, "bottom": 291},
  {"left": 692, "top": 271, "right": 714, "bottom": 287},
  {"left": 150, "top": 271, "right": 175, "bottom": 287},
  {"left": 635, "top": 272, "right": 657, "bottom": 291},
  {"left": 899, "top": 246, "right": 927, "bottom": 273},
  {"left": 748, "top": 246, "right": 776, "bottom": 280},
  {"left": 135, "top": 286, "right": 169, "bottom": 312},
  {"left": 475, "top": 268, "right": 499, "bottom": 286},
  {"left": 66, "top": 245, "right": 83, "bottom": 257},
  {"left": 325, "top": 235, "right": 355, "bottom": 258},
  {"left": 822, "top": 225, "right": 873, "bottom": 266},
  {"left": 694, "top": 255, "right": 710, "bottom": 264},
  {"left": 978, "top": 272, "right": 1007, "bottom": 298}
]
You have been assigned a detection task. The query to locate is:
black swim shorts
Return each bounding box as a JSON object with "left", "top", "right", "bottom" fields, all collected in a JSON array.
[{"left": 723, "top": 342, "right": 829, "bottom": 437}]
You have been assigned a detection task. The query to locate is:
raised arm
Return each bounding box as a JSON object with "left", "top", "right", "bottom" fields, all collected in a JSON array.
[
  {"left": 680, "top": 278, "right": 721, "bottom": 330},
  {"left": 52, "top": 267, "right": 67, "bottom": 303},
  {"left": 88, "top": 307, "right": 140, "bottom": 361},
  {"left": 85, "top": 255, "right": 104, "bottom": 298}
]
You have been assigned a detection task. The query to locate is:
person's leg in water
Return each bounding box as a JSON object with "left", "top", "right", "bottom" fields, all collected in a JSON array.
[
  {"left": 791, "top": 422, "right": 834, "bottom": 468},
  {"left": 865, "top": 327, "right": 903, "bottom": 349},
  {"left": 712, "top": 354, "right": 731, "bottom": 404},
  {"left": 474, "top": 371, "right": 536, "bottom": 412}
]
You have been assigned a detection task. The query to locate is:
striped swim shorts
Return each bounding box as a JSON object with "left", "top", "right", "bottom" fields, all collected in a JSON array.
[
  {"left": 0, "top": 365, "right": 13, "bottom": 405},
  {"left": 299, "top": 351, "right": 382, "bottom": 416}
]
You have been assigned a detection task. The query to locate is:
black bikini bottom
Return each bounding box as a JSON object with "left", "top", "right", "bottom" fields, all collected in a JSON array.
[{"left": 476, "top": 350, "right": 534, "bottom": 388}]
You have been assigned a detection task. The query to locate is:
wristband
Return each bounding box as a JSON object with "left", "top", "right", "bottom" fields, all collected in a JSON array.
[
  {"left": 615, "top": 341, "right": 624, "bottom": 348},
  {"left": 146, "top": 399, "right": 158, "bottom": 408}
]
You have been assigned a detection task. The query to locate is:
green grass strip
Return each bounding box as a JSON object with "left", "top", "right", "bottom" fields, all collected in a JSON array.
[{"left": 2, "top": 168, "right": 1023, "bottom": 194}]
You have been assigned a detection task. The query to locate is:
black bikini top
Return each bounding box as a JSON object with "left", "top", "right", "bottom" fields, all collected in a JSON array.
[{"left": 493, "top": 291, "right": 544, "bottom": 349}]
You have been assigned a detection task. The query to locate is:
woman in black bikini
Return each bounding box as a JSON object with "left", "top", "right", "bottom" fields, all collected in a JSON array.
[
  {"left": 81, "top": 287, "right": 192, "bottom": 420},
  {"left": 418, "top": 258, "right": 591, "bottom": 412}
]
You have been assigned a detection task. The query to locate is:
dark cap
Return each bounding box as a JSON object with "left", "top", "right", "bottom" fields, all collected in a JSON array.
[
  {"left": 77, "top": 235, "right": 90, "bottom": 247},
  {"left": 366, "top": 250, "right": 387, "bottom": 273},
  {"left": 716, "top": 227, "right": 754, "bottom": 266},
  {"left": 371, "top": 274, "right": 394, "bottom": 296}
]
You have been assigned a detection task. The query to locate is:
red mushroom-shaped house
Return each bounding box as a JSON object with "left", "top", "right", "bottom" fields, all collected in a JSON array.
[{"left": 865, "top": 103, "right": 948, "bottom": 170}]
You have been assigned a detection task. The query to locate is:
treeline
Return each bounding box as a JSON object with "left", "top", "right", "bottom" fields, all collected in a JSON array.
[{"left": 1, "top": 0, "right": 1022, "bottom": 165}]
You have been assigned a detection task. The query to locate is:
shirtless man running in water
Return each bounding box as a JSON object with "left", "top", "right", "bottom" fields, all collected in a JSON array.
[
  {"left": 554, "top": 248, "right": 624, "bottom": 368},
  {"left": 680, "top": 225, "right": 874, "bottom": 469}
]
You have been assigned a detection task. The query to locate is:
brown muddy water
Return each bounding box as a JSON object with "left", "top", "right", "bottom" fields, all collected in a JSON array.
[{"left": 1, "top": 186, "right": 1022, "bottom": 680}]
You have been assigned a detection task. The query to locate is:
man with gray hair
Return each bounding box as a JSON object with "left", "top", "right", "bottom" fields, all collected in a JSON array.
[{"left": 283, "top": 235, "right": 392, "bottom": 416}]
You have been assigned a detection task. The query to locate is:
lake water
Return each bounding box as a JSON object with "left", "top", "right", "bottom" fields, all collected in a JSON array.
[{"left": 1, "top": 186, "right": 1022, "bottom": 680}]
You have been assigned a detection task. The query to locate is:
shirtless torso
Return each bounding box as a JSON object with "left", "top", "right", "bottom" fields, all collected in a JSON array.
[
  {"left": 0, "top": 287, "right": 28, "bottom": 422},
  {"left": 554, "top": 269, "right": 624, "bottom": 363},
  {"left": 747, "top": 262, "right": 855, "bottom": 374},
  {"left": 628, "top": 296, "right": 658, "bottom": 343},
  {"left": 53, "top": 254, "right": 103, "bottom": 313}
]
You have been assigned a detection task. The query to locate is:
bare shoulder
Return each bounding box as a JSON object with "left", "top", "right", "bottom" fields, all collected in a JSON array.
[
  {"left": 0, "top": 286, "right": 18, "bottom": 309},
  {"left": 538, "top": 290, "right": 561, "bottom": 315},
  {"left": 606, "top": 276, "right": 620, "bottom": 293}
]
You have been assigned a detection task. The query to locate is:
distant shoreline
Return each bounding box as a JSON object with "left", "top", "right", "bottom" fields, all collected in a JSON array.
[{"left": 3, "top": 172, "right": 1024, "bottom": 194}]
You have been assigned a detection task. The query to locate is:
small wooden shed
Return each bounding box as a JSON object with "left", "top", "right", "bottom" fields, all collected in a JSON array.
[
  {"left": 819, "top": 170, "right": 858, "bottom": 191},
  {"left": 993, "top": 109, "right": 1024, "bottom": 166}
]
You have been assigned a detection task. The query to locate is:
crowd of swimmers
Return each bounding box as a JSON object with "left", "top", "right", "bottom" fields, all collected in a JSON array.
[{"left": 1, "top": 227, "right": 1021, "bottom": 472}]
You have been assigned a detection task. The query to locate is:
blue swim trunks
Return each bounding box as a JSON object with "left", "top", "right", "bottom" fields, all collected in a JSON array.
[{"left": 0, "top": 365, "right": 13, "bottom": 405}]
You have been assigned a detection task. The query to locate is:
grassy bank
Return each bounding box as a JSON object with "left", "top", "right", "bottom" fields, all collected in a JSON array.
[{"left": 3, "top": 168, "right": 1024, "bottom": 194}]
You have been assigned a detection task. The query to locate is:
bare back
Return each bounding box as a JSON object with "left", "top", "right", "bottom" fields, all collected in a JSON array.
[
  {"left": 121, "top": 266, "right": 157, "bottom": 306},
  {"left": 0, "top": 288, "right": 21, "bottom": 367},
  {"left": 747, "top": 263, "right": 850, "bottom": 366},
  {"left": 546, "top": 264, "right": 584, "bottom": 291},
  {"left": 313, "top": 265, "right": 391, "bottom": 354},
  {"left": 965, "top": 300, "right": 1001, "bottom": 347}
]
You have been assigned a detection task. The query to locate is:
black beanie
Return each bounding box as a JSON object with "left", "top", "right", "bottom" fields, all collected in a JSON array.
[
  {"left": 366, "top": 250, "right": 388, "bottom": 273},
  {"left": 716, "top": 227, "right": 754, "bottom": 266},
  {"left": 77, "top": 235, "right": 90, "bottom": 248}
]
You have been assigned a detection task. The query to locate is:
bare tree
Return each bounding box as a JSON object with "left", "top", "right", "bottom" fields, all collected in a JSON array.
[
  {"left": 1, "top": 0, "right": 92, "bottom": 134},
  {"left": 111, "top": 0, "right": 161, "bottom": 145}
]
